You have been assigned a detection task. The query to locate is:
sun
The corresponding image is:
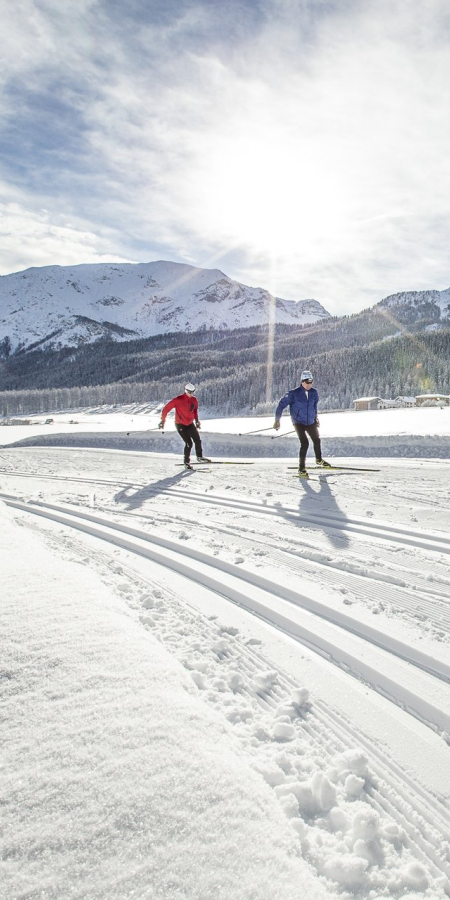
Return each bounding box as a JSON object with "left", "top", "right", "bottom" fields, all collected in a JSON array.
[{"left": 197, "top": 132, "right": 347, "bottom": 256}]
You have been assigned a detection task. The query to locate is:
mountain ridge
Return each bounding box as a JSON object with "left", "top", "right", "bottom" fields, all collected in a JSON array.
[
  {"left": 0, "top": 260, "right": 330, "bottom": 353},
  {"left": 2, "top": 261, "right": 450, "bottom": 416}
]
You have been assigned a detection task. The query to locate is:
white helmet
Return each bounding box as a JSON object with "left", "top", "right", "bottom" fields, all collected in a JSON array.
[
  {"left": 185, "top": 382, "right": 196, "bottom": 392},
  {"left": 300, "top": 370, "right": 313, "bottom": 382}
]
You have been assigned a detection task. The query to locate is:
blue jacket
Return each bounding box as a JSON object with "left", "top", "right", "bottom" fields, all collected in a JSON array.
[{"left": 275, "top": 385, "right": 319, "bottom": 426}]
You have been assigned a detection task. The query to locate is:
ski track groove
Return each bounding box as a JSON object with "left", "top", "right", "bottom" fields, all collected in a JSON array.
[
  {"left": 202, "top": 518, "right": 450, "bottom": 633},
  {"left": 3, "top": 457, "right": 450, "bottom": 883},
  {"left": 3, "top": 472, "right": 450, "bottom": 646},
  {"left": 5, "top": 491, "right": 450, "bottom": 705},
  {"left": 4, "top": 490, "right": 450, "bottom": 683},
  {"left": 12, "top": 507, "right": 450, "bottom": 885},
  {"left": 145, "top": 503, "right": 450, "bottom": 597},
  {"left": 315, "top": 702, "right": 450, "bottom": 872},
  {"left": 110, "top": 502, "right": 450, "bottom": 639},
  {"left": 9, "top": 466, "right": 449, "bottom": 622},
  {"left": 0, "top": 468, "right": 142, "bottom": 489},
  {"left": 4, "top": 468, "right": 450, "bottom": 554},
  {"left": 163, "top": 485, "right": 450, "bottom": 553},
  {"left": 5, "top": 466, "right": 450, "bottom": 626}
]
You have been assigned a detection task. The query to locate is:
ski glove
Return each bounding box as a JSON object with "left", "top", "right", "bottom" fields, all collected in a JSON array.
[
  {"left": 315, "top": 417, "right": 320, "bottom": 427},
  {"left": 195, "top": 419, "right": 201, "bottom": 429},
  {"left": 158, "top": 420, "right": 164, "bottom": 430},
  {"left": 273, "top": 420, "right": 280, "bottom": 431}
]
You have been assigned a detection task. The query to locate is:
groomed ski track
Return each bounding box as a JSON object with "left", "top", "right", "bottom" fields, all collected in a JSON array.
[
  {"left": 2, "top": 447, "right": 450, "bottom": 894},
  {"left": 2, "top": 492, "right": 450, "bottom": 886},
  {"left": 3, "top": 492, "right": 450, "bottom": 716}
]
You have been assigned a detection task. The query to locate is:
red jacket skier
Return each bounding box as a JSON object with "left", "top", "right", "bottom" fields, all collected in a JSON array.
[{"left": 159, "top": 383, "right": 210, "bottom": 470}]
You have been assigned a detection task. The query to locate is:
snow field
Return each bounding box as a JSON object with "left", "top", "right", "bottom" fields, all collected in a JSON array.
[
  {"left": 2, "top": 409, "right": 450, "bottom": 899},
  {"left": 1, "top": 491, "right": 449, "bottom": 899},
  {"left": 1, "top": 503, "right": 330, "bottom": 900}
]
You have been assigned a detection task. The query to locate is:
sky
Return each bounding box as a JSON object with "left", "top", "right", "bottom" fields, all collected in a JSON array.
[{"left": 1, "top": 0, "right": 450, "bottom": 315}]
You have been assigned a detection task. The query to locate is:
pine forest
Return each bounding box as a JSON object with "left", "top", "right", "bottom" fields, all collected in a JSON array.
[{"left": 1, "top": 305, "right": 449, "bottom": 417}]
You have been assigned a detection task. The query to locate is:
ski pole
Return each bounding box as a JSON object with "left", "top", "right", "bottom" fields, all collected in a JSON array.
[
  {"left": 126, "top": 425, "right": 164, "bottom": 436},
  {"left": 238, "top": 426, "right": 276, "bottom": 436},
  {"left": 271, "top": 429, "right": 297, "bottom": 439}
]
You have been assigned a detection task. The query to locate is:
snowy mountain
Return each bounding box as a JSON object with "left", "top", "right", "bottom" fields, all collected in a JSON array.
[
  {"left": 0, "top": 261, "right": 330, "bottom": 353},
  {"left": 378, "top": 287, "right": 450, "bottom": 326}
]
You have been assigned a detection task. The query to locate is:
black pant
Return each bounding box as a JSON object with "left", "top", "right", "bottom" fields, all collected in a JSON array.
[
  {"left": 176, "top": 423, "right": 203, "bottom": 463},
  {"left": 294, "top": 423, "right": 322, "bottom": 469}
]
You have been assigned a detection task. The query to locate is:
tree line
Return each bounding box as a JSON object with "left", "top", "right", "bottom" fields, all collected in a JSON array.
[{"left": 1, "top": 323, "right": 449, "bottom": 417}]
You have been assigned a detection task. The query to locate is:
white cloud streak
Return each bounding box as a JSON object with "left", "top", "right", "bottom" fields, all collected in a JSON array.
[{"left": 0, "top": 191, "right": 135, "bottom": 274}]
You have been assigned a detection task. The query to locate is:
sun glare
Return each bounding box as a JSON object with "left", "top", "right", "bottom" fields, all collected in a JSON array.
[{"left": 199, "top": 134, "right": 346, "bottom": 255}]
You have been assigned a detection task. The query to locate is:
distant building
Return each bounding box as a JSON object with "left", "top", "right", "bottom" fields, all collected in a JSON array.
[
  {"left": 415, "top": 394, "right": 450, "bottom": 406},
  {"left": 353, "top": 397, "right": 383, "bottom": 411},
  {"left": 394, "top": 396, "right": 416, "bottom": 407}
]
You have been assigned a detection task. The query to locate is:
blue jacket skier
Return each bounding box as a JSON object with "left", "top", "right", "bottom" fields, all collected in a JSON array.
[{"left": 273, "top": 370, "right": 330, "bottom": 477}]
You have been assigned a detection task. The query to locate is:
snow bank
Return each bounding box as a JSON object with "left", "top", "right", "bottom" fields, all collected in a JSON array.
[
  {"left": 2, "top": 404, "right": 450, "bottom": 458},
  {"left": 1, "top": 503, "right": 331, "bottom": 900},
  {"left": 6, "top": 428, "right": 450, "bottom": 458}
]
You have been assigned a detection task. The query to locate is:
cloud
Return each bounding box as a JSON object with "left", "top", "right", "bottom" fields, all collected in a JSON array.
[
  {"left": 0, "top": 193, "right": 135, "bottom": 274},
  {"left": 1, "top": 0, "right": 450, "bottom": 312}
]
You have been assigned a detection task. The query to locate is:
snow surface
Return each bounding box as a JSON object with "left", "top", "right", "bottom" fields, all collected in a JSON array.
[{"left": 2, "top": 405, "right": 450, "bottom": 899}]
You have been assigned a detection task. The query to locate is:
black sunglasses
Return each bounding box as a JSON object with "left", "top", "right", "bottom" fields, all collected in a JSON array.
[{"left": 303, "top": 379, "right": 313, "bottom": 384}]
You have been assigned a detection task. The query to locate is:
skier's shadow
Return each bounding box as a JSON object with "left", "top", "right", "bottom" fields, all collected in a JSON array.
[
  {"left": 113, "top": 471, "right": 192, "bottom": 512},
  {"left": 296, "top": 476, "right": 350, "bottom": 548}
]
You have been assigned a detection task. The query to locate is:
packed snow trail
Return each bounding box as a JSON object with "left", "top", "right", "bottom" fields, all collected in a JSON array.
[
  {"left": 3, "top": 494, "right": 450, "bottom": 719},
  {"left": 2, "top": 504, "right": 331, "bottom": 900},
  {"left": 2, "top": 444, "right": 450, "bottom": 898},
  {"left": 3, "top": 497, "right": 450, "bottom": 895}
]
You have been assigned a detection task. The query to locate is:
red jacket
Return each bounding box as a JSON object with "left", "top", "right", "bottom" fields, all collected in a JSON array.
[{"left": 161, "top": 393, "right": 199, "bottom": 426}]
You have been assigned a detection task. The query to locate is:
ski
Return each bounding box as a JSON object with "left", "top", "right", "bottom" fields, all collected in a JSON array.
[
  {"left": 288, "top": 465, "right": 380, "bottom": 472},
  {"left": 176, "top": 461, "right": 254, "bottom": 467}
]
